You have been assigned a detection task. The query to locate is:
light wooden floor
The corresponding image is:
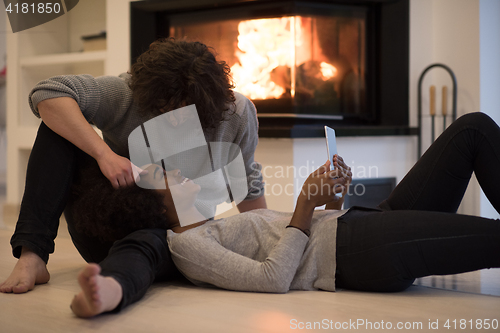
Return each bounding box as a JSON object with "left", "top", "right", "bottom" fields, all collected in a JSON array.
[{"left": 1, "top": 227, "right": 499, "bottom": 333}]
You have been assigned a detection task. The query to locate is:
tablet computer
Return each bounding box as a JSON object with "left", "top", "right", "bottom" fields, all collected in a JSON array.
[
  {"left": 324, "top": 126, "right": 338, "bottom": 169},
  {"left": 325, "top": 126, "right": 343, "bottom": 198}
]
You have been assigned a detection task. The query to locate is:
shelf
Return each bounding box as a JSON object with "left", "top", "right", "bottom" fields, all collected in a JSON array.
[
  {"left": 6, "top": 0, "right": 108, "bottom": 204},
  {"left": 20, "top": 51, "right": 107, "bottom": 68}
]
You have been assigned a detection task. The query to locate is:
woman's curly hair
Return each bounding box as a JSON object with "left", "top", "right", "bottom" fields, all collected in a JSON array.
[
  {"left": 69, "top": 163, "right": 170, "bottom": 243},
  {"left": 129, "top": 37, "right": 236, "bottom": 132}
]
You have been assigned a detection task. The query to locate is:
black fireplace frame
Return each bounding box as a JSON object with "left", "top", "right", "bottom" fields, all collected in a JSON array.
[{"left": 131, "top": 0, "right": 413, "bottom": 138}]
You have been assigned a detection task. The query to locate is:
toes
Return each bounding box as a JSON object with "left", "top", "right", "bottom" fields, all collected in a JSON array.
[
  {"left": 12, "top": 281, "right": 33, "bottom": 294},
  {"left": 0, "top": 280, "right": 32, "bottom": 294},
  {"left": 77, "top": 264, "right": 103, "bottom": 310},
  {"left": 78, "top": 264, "right": 101, "bottom": 286},
  {"left": 71, "top": 293, "right": 94, "bottom": 318},
  {"left": 85, "top": 263, "right": 101, "bottom": 277},
  {"left": 0, "top": 285, "right": 13, "bottom": 293}
]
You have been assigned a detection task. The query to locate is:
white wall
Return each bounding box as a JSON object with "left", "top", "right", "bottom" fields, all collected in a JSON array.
[
  {"left": 106, "top": 0, "right": 133, "bottom": 75},
  {"left": 256, "top": 135, "right": 417, "bottom": 212}
]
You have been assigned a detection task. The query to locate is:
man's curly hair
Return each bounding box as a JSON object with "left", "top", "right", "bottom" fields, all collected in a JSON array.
[
  {"left": 129, "top": 37, "right": 236, "bottom": 132},
  {"left": 70, "top": 164, "right": 170, "bottom": 243}
]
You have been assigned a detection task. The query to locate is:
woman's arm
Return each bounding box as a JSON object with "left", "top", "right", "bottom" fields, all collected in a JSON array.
[
  {"left": 232, "top": 93, "right": 266, "bottom": 205},
  {"left": 289, "top": 160, "right": 348, "bottom": 231},
  {"left": 169, "top": 162, "right": 348, "bottom": 293},
  {"left": 169, "top": 227, "right": 308, "bottom": 293}
]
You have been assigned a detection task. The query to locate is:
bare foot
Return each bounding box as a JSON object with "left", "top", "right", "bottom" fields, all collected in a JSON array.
[
  {"left": 0, "top": 247, "right": 50, "bottom": 293},
  {"left": 70, "top": 263, "right": 123, "bottom": 318}
]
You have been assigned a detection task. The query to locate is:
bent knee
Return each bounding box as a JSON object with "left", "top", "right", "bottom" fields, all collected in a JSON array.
[{"left": 457, "top": 112, "right": 497, "bottom": 129}]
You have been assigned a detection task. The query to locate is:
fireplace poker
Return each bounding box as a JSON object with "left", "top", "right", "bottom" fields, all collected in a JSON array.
[
  {"left": 442, "top": 85, "right": 448, "bottom": 132},
  {"left": 430, "top": 85, "right": 436, "bottom": 142}
]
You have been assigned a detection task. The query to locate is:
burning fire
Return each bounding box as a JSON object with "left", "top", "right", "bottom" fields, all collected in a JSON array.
[
  {"left": 320, "top": 62, "right": 338, "bottom": 80},
  {"left": 231, "top": 16, "right": 337, "bottom": 100}
]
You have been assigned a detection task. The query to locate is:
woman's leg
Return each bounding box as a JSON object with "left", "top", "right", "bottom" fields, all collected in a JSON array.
[
  {"left": 380, "top": 112, "right": 500, "bottom": 213},
  {"left": 336, "top": 209, "right": 500, "bottom": 292},
  {"left": 71, "top": 228, "right": 181, "bottom": 316}
]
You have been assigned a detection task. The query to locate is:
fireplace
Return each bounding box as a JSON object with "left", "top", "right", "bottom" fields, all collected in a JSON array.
[{"left": 131, "top": 0, "right": 410, "bottom": 136}]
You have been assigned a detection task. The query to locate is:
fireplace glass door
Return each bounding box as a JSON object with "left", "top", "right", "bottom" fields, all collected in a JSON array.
[{"left": 167, "top": 5, "right": 368, "bottom": 120}]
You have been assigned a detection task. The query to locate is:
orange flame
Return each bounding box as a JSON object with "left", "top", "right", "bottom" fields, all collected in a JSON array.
[
  {"left": 231, "top": 16, "right": 336, "bottom": 100},
  {"left": 320, "top": 62, "right": 338, "bottom": 80}
]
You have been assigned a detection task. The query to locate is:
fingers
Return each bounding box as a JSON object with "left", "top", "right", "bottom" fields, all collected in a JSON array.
[
  {"left": 122, "top": 169, "right": 135, "bottom": 188},
  {"left": 332, "top": 155, "right": 352, "bottom": 180},
  {"left": 110, "top": 178, "right": 120, "bottom": 189},
  {"left": 322, "top": 176, "right": 348, "bottom": 195},
  {"left": 312, "top": 160, "right": 331, "bottom": 176},
  {"left": 98, "top": 152, "right": 138, "bottom": 189},
  {"left": 109, "top": 167, "right": 135, "bottom": 189},
  {"left": 334, "top": 155, "right": 351, "bottom": 174}
]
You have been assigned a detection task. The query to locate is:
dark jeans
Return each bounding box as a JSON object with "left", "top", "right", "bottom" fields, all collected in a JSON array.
[
  {"left": 10, "top": 122, "right": 179, "bottom": 311},
  {"left": 336, "top": 112, "right": 500, "bottom": 292}
]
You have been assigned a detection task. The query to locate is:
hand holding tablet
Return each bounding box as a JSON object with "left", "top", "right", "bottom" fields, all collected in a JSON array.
[
  {"left": 324, "top": 126, "right": 343, "bottom": 197},
  {"left": 324, "top": 126, "right": 338, "bottom": 169}
]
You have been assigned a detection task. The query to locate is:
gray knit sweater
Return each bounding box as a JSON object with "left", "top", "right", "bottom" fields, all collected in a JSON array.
[
  {"left": 29, "top": 73, "right": 264, "bottom": 200},
  {"left": 167, "top": 209, "right": 347, "bottom": 293}
]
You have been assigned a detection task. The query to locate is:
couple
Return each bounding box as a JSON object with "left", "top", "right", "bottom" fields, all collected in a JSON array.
[
  {"left": 0, "top": 38, "right": 265, "bottom": 309},
  {"left": 0, "top": 37, "right": 498, "bottom": 318},
  {"left": 72, "top": 112, "right": 500, "bottom": 317}
]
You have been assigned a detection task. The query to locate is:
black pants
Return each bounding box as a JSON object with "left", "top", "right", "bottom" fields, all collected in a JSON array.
[
  {"left": 336, "top": 112, "right": 500, "bottom": 292},
  {"left": 10, "top": 122, "right": 179, "bottom": 311}
]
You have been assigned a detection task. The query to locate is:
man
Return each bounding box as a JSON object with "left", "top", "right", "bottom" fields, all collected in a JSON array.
[{"left": 0, "top": 38, "right": 266, "bottom": 307}]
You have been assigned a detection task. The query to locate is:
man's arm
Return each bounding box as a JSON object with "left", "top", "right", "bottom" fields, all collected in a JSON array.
[
  {"left": 231, "top": 93, "right": 266, "bottom": 204},
  {"left": 237, "top": 195, "right": 267, "bottom": 213},
  {"left": 38, "top": 97, "right": 136, "bottom": 189}
]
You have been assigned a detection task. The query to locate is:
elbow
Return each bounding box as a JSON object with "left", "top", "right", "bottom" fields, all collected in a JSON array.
[
  {"left": 37, "top": 100, "right": 51, "bottom": 119},
  {"left": 272, "top": 284, "right": 290, "bottom": 294},
  {"left": 37, "top": 98, "right": 60, "bottom": 120},
  {"left": 263, "top": 273, "right": 292, "bottom": 293}
]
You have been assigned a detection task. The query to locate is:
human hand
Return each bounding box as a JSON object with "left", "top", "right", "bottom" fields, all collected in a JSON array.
[
  {"left": 96, "top": 150, "right": 146, "bottom": 189},
  {"left": 299, "top": 160, "right": 348, "bottom": 207},
  {"left": 324, "top": 155, "right": 352, "bottom": 210},
  {"left": 332, "top": 154, "right": 352, "bottom": 197}
]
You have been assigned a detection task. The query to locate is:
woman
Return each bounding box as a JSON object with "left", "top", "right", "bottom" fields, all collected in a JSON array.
[{"left": 70, "top": 112, "right": 500, "bottom": 317}]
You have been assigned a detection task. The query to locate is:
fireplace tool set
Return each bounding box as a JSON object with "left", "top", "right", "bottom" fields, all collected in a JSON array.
[{"left": 417, "top": 63, "right": 457, "bottom": 158}]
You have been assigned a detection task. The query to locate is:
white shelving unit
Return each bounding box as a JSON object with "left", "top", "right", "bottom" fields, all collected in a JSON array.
[
  {"left": 20, "top": 50, "right": 107, "bottom": 67},
  {"left": 5, "top": 0, "right": 107, "bottom": 215}
]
